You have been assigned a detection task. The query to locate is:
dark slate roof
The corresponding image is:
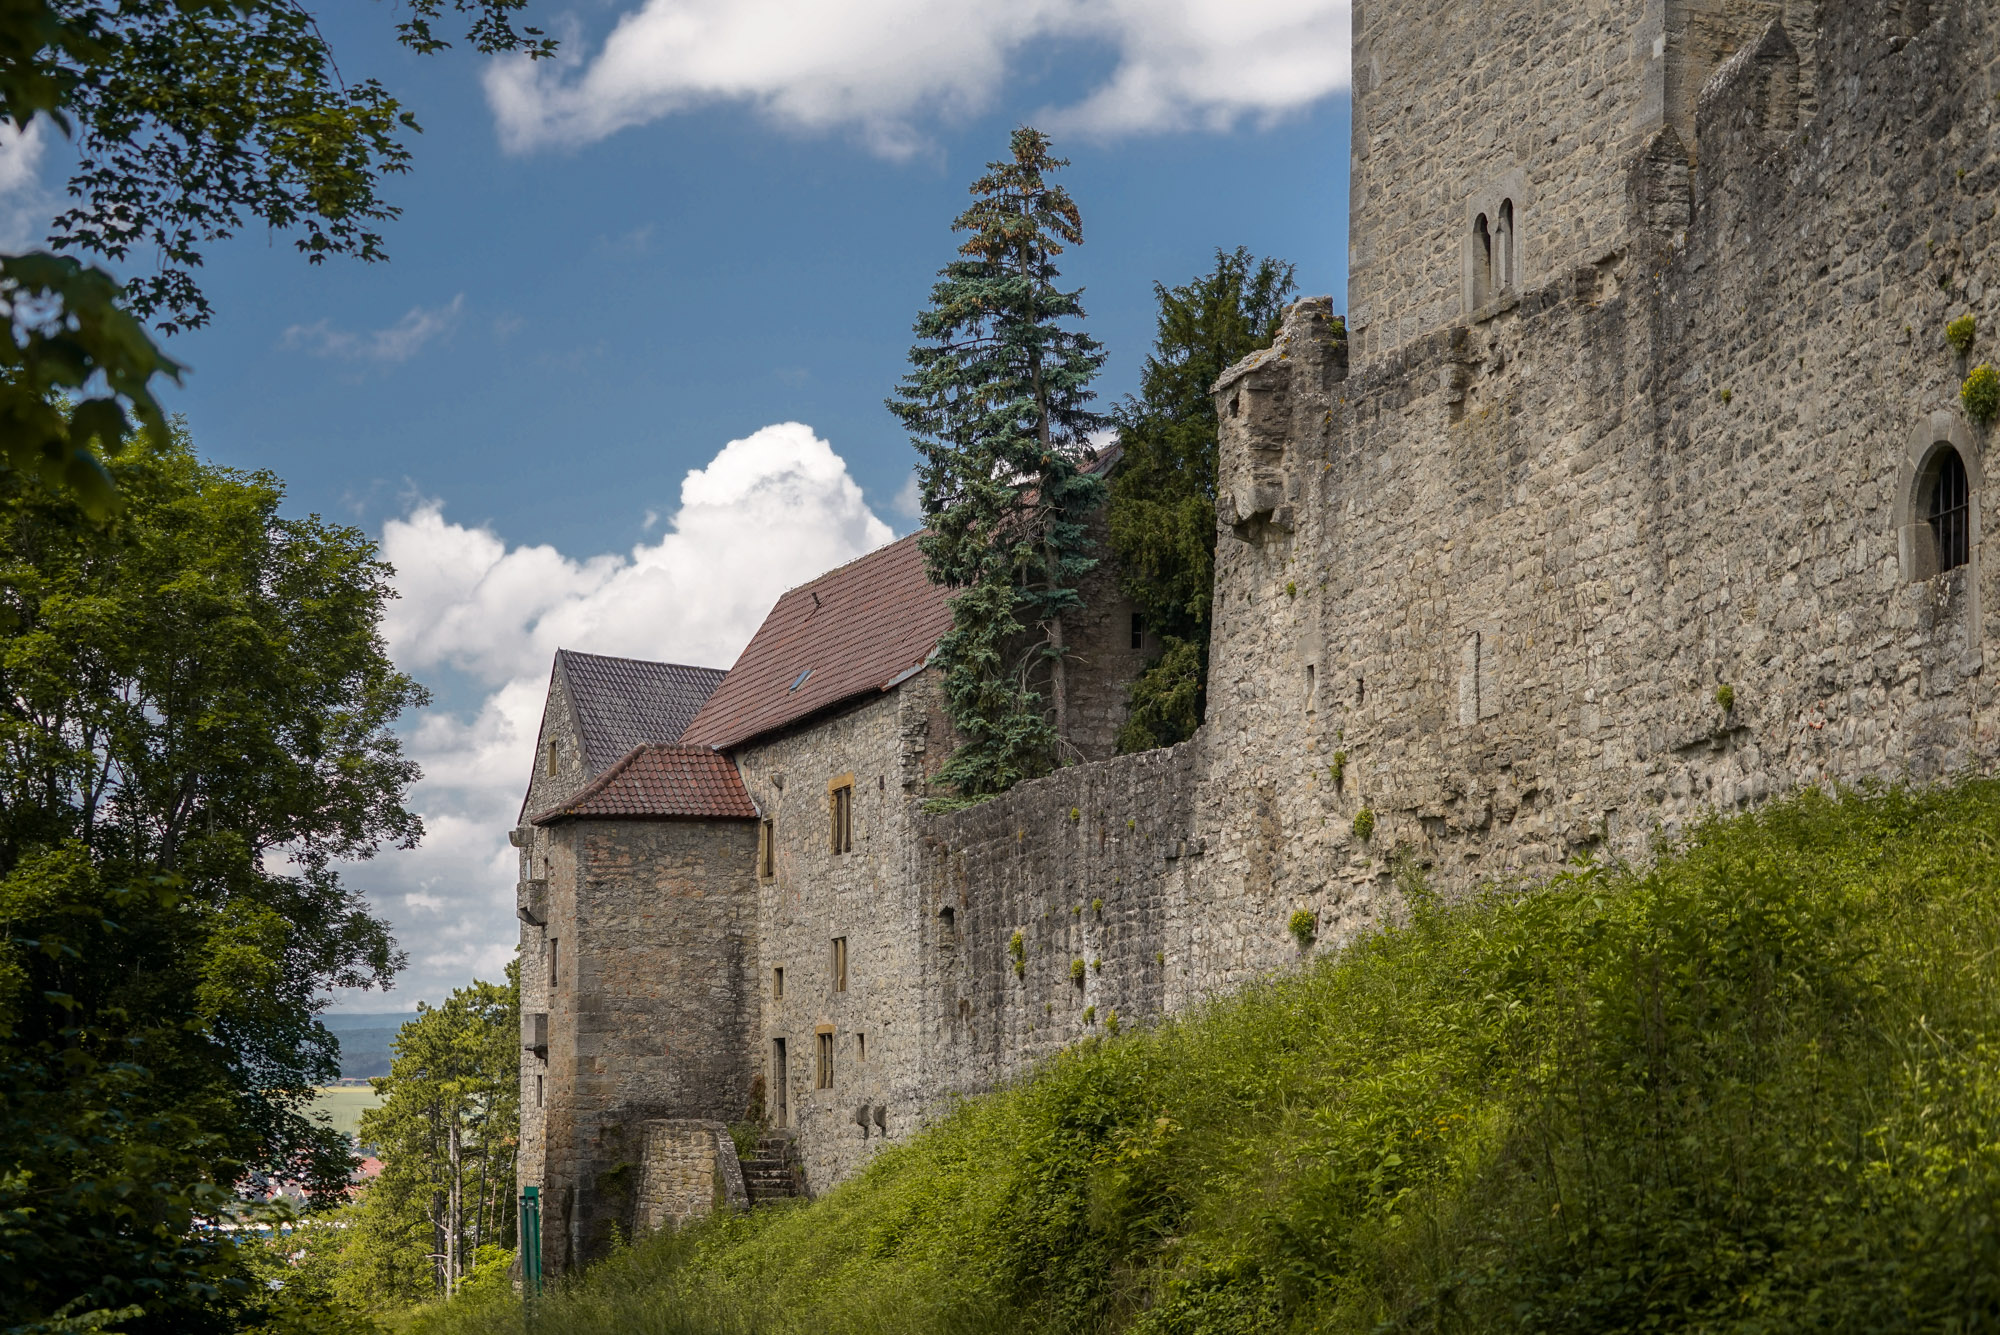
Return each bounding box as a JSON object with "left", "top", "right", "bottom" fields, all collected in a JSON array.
[
  {"left": 556, "top": 650, "right": 728, "bottom": 773},
  {"left": 679, "top": 533, "right": 956, "bottom": 752},
  {"left": 532, "top": 744, "right": 757, "bottom": 824}
]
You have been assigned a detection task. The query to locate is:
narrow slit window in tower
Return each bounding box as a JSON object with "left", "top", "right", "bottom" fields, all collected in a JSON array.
[
  {"left": 832, "top": 937, "right": 847, "bottom": 992},
  {"left": 1473, "top": 213, "right": 1493, "bottom": 307},
  {"left": 1495, "top": 200, "right": 1516, "bottom": 292},
  {"left": 816, "top": 1031, "right": 834, "bottom": 1089}
]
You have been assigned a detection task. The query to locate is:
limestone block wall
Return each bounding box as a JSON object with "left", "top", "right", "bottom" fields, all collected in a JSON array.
[
  {"left": 635, "top": 1120, "right": 748, "bottom": 1234},
  {"left": 1211, "top": 0, "right": 2000, "bottom": 951},
  {"left": 528, "top": 817, "right": 760, "bottom": 1272},
  {"left": 1049, "top": 509, "right": 1154, "bottom": 763},
  {"left": 733, "top": 682, "right": 942, "bottom": 1194},
  {"left": 914, "top": 741, "right": 1200, "bottom": 1100},
  {"left": 1347, "top": 0, "right": 1801, "bottom": 366}
]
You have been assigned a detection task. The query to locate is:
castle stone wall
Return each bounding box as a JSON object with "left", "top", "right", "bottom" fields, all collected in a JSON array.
[
  {"left": 914, "top": 740, "right": 1200, "bottom": 1099},
  {"left": 1209, "top": 0, "right": 1999, "bottom": 962},
  {"left": 635, "top": 1120, "right": 748, "bottom": 1234},
  {"left": 527, "top": 816, "right": 759, "bottom": 1272}
]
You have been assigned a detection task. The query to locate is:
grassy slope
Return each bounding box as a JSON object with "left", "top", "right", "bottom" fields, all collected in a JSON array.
[{"left": 425, "top": 782, "right": 2000, "bottom": 1334}]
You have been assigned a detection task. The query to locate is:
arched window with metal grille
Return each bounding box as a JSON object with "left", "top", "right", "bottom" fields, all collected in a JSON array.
[{"left": 1928, "top": 447, "right": 1971, "bottom": 573}]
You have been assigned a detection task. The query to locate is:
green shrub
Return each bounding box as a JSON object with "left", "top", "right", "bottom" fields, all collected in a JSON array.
[
  {"left": 1009, "top": 929, "right": 1026, "bottom": 979},
  {"left": 1287, "top": 908, "right": 1316, "bottom": 948},
  {"left": 1352, "top": 806, "right": 1375, "bottom": 840},
  {"left": 1070, "top": 958, "right": 1086, "bottom": 984},
  {"left": 1330, "top": 750, "right": 1347, "bottom": 788},
  {"left": 1947, "top": 312, "right": 1977, "bottom": 357},
  {"left": 441, "top": 781, "right": 2000, "bottom": 1335},
  {"left": 1965, "top": 363, "right": 2000, "bottom": 424},
  {"left": 1716, "top": 682, "right": 1736, "bottom": 712},
  {"left": 1091, "top": 897, "right": 1103, "bottom": 915},
  {"left": 1081, "top": 1005, "right": 1096, "bottom": 1026}
]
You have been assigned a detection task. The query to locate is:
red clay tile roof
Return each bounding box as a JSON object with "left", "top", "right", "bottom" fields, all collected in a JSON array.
[
  {"left": 679, "top": 533, "right": 956, "bottom": 751},
  {"left": 557, "top": 651, "right": 728, "bottom": 773},
  {"left": 531, "top": 744, "right": 758, "bottom": 823}
]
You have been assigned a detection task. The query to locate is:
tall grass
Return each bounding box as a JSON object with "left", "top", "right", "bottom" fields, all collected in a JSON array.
[{"left": 417, "top": 781, "right": 2000, "bottom": 1334}]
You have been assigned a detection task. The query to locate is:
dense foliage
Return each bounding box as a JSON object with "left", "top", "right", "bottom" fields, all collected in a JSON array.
[
  {"left": 0, "top": 0, "right": 551, "bottom": 514},
  {"left": 889, "top": 127, "right": 1106, "bottom": 798},
  {"left": 1107, "top": 249, "right": 1296, "bottom": 752},
  {"left": 0, "top": 429, "right": 426, "bottom": 1331},
  {"left": 427, "top": 780, "right": 2000, "bottom": 1333},
  {"left": 341, "top": 971, "right": 522, "bottom": 1309}
]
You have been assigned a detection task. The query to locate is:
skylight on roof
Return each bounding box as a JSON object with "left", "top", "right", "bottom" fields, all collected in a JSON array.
[{"left": 789, "top": 668, "right": 812, "bottom": 692}]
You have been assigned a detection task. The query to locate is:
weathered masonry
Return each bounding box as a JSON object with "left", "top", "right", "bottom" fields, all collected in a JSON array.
[{"left": 518, "top": 0, "right": 2000, "bottom": 1273}]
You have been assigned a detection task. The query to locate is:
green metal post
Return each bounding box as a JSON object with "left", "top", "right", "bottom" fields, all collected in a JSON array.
[{"left": 520, "top": 1185, "right": 542, "bottom": 1297}]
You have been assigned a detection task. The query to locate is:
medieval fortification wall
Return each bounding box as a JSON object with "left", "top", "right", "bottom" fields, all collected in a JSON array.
[{"left": 529, "top": 0, "right": 2000, "bottom": 1266}]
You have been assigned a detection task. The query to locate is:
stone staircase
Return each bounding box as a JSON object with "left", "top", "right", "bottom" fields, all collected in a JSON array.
[{"left": 741, "top": 1131, "right": 805, "bottom": 1206}]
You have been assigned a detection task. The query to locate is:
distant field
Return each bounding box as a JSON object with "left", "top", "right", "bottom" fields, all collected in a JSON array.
[{"left": 310, "top": 1085, "right": 385, "bottom": 1139}]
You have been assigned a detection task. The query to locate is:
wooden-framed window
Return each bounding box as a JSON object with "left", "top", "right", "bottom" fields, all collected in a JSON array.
[
  {"left": 832, "top": 937, "right": 847, "bottom": 992},
  {"left": 757, "top": 818, "right": 775, "bottom": 878},
  {"left": 815, "top": 1028, "right": 834, "bottom": 1089},
  {"left": 773, "top": 966, "right": 784, "bottom": 1000},
  {"left": 829, "top": 776, "right": 854, "bottom": 853}
]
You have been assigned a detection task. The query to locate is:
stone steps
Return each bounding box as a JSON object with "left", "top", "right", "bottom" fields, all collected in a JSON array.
[{"left": 741, "top": 1134, "right": 804, "bottom": 1205}]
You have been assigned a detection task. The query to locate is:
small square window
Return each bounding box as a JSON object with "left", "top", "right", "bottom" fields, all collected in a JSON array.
[
  {"left": 816, "top": 1031, "right": 834, "bottom": 1089},
  {"left": 832, "top": 937, "right": 847, "bottom": 992},
  {"left": 773, "top": 966, "right": 784, "bottom": 999}
]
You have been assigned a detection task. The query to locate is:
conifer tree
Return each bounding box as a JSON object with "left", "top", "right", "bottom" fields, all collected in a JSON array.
[
  {"left": 1108, "top": 248, "right": 1299, "bottom": 751},
  {"left": 890, "top": 128, "right": 1106, "bottom": 798}
]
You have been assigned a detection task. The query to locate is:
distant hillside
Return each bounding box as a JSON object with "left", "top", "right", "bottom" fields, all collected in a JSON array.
[
  {"left": 322, "top": 1011, "right": 419, "bottom": 1080},
  {"left": 422, "top": 783, "right": 2000, "bottom": 1334}
]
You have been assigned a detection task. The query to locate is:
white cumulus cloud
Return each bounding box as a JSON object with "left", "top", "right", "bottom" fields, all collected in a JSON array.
[
  {"left": 484, "top": 0, "right": 1350, "bottom": 157},
  {"left": 332, "top": 422, "right": 895, "bottom": 1009},
  {"left": 285, "top": 294, "right": 466, "bottom": 363},
  {"left": 0, "top": 120, "right": 52, "bottom": 250}
]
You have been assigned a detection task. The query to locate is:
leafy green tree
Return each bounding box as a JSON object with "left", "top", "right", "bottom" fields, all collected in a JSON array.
[
  {"left": 1108, "top": 248, "right": 1298, "bottom": 752},
  {"left": 0, "top": 424, "right": 427, "bottom": 1331},
  {"left": 343, "top": 971, "right": 521, "bottom": 1309},
  {"left": 889, "top": 127, "right": 1107, "bottom": 798},
  {"left": 0, "top": 0, "right": 552, "bottom": 514}
]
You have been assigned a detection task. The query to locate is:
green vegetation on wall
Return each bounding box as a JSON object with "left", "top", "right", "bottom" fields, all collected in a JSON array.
[
  {"left": 416, "top": 780, "right": 2000, "bottom": 1335},
  {"left": 1108, "top": 247, "right": 1297, "bottom": 753},
  {"left": 1964, "top": 363, "right": 2000, "bottom": 425}
]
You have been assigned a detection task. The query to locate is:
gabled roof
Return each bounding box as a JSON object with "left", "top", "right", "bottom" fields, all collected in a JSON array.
[
  {"left": 532, "top": 744, "right": 758, "bottom": 824},
  {"left": 557, "top": 650, "right": 728, "bottom": 773},
  {"left": 679, "top": 533, "right": 956, "bottom": 752}
]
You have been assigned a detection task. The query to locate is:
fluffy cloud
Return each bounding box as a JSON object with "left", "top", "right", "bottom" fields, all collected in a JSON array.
[
  {"left": 0, "top": 120, "right": 52, "bottom": 250},
  {"left": 485, "top": 0, "right": 1350, "bottom": 156},
  {"left": 331, "top": 422, "right": 895, "bottom": 1009},
  {"left": 284, "top": 294, "right": 466, "bottom": 363}
]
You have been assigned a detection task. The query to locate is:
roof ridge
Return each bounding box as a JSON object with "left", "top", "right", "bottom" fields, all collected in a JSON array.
[
  {"left": 555, "top": 648, "right": 728, "bottom": 674},
  {"left": 773, "top": 530, "right": 921, "bottom": 601}
]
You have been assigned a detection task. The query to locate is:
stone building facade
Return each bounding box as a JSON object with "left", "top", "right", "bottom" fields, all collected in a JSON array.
[{"left": 518, "top": 0, "right": 2000, "bottom": 1273}]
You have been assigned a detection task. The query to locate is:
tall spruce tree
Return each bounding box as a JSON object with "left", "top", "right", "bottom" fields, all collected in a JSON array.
[
  {"left": 1108, "top": 248, "right": 1300, "bottom": 752},
  {"left": 889, "top": 127, "right": 1106, "bottom": 798}
]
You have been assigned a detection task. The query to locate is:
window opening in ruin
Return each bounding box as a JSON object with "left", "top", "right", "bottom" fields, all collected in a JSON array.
[
  {"left": 832, "top": 937, "right": 848, "bottom": 992},
  {"left": 830, "top": 781, "right": 854, "bottom": 853},
  {"left": 1929, "top": 447, "right": 1971, "bottom": 573},
  {"left": 536, "top": 1075, "right": 543, "bottom": 1108},
  {"left": 773, "top": 967, "right": 784, "bottom": 999},
  {"left": 773, "top": 1038, "right": 789, "bottom": 1125},
  {"left": 939, "top": 904, "right": 955, "bottom": 935},
  {"left": 546, "top": 738, "right": 556, "bottom": 776},
  {"left": 1473, "top": 213, "right": 1493, "bottom": 307},
  {"left": 1495, "top": 200, "right": 1516, "bottom": 292},
  {"left": 1130, "top": 612, "right": 1145, "bottom": 650},
  {"left": 549, "top": 937, "right": 558, "bottom": 987},
  {"left": 757, "top": 819, "right": 775, "bottom": 878},
  {"left": 816, "top": 1031, "right": 834, "bottom": 1089},
  {"left": 1305, "top": 663, "right": 1316, "bottom": 711},
  {"left": 857, "top": 1032, "right": 866, "bottom": 1063}
]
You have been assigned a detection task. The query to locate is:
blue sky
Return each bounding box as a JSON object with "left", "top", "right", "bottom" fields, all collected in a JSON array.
[{"left": 8, "top": 1, "right": 1354, "bottom": 1007}]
